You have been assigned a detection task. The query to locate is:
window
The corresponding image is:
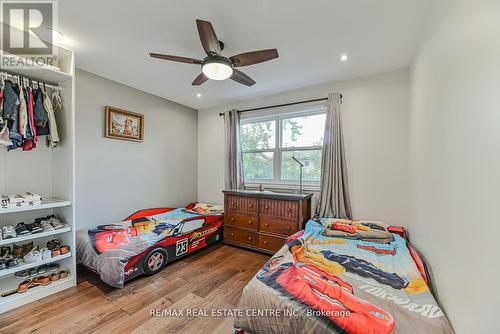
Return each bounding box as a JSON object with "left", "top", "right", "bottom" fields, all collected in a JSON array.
[{"left": 240, "top": 104, "right": 326, "bottom": 187}]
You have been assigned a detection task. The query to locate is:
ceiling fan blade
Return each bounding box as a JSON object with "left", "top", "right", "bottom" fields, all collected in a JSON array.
[
  {"left": 192, "top": 73, "right": 209, "bottom": 86},
  {"left": 229, "top": 49, "right": 279, "bottom": 67},
  {"left": 196, "top": 19, "right": 221, "bottom": 55},
  {"left": 230, "top": 69, "right": 256, "bottom": 86},
  {"left": 150, "top": 53, "right": 202, "bottom": 64}
]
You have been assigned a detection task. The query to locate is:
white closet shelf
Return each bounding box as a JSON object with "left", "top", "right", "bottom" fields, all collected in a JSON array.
[
  {"left": 0, "top": 54, "right": 73, "bottom": 83},
  {"left": 0, "top": 199, "right": 71, "bottom": 214},
  {"left": 0, "top": 226, "right": 71, "bottom": 246},
  {"left": 0, "top": 275, "right": 73, "bottom": 312},
  {"left": 0, "top": 252, "right": 72, "bottom": 278}
]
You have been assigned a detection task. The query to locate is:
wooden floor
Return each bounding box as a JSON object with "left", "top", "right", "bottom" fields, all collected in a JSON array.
[{"left": 0, "top": 244, "right": 269, "bottom": 334}]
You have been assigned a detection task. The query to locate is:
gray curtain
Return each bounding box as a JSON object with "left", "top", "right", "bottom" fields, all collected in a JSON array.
[
  {"left": 224, "top": 109, "right": 244, "bottom": 190},
  {"left": 315, "top": 93, "right": 352, "bottom": 218}
]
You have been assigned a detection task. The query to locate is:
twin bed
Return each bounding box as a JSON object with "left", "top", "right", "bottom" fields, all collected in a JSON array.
[{"left": 76, "top": 204, "right": 454, "bottom": 333}]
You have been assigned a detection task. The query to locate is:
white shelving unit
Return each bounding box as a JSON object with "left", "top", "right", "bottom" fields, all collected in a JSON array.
[{"left": 0, "top": 42, "right": 76, "bottom": 313}]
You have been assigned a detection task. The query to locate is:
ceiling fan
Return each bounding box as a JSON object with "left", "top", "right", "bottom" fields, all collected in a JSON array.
[{"left": 149, "top": 19, "right": 279, "bottom": 87}]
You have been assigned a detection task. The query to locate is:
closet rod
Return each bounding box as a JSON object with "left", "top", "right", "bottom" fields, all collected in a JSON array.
[
  {"left": 218, "top": 95, "right": 342, "bottom": 117},
  {"left": 0, "top": 71, "right": 61, "bottom": 89}
]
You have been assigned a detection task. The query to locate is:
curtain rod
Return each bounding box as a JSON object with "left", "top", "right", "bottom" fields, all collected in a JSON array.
[
  {"left": 218, "top": 95, "right": 342, "bottom": 116},
  {"left": 0, "top": 71, "right": 61, "bottom": 90}
]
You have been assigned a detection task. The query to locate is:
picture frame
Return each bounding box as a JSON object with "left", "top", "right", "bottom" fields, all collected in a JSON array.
[{"left": 104, "top": 106, "right": 144, "bottom": 142}]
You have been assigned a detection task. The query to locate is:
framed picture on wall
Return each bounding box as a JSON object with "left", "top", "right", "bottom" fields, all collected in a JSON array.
[{"left": 104, "top": 106, "right": 144, "bottom": 142}]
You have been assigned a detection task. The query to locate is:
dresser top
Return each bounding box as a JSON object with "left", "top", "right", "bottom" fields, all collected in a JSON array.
[{"left": 223, "top": 189, "right": 313, "bottom": 201}]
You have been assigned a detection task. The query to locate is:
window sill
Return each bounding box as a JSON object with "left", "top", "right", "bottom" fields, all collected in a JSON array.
[{"left": 244, "top": 182, "right": 320, "bottom": 193}]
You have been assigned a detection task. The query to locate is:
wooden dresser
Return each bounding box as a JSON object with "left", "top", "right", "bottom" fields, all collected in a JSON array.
[{"left": 222, "top": 190, "right": 313, "bottom": 254}]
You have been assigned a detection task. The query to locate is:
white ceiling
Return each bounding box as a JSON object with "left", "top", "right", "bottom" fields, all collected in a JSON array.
[{"left": 59, "top": 0, "right": 430, "bottom": 110}]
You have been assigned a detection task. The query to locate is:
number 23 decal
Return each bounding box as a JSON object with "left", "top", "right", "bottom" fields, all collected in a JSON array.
[{"left": 176, "top": 238, "right": 188, "bottom": 256}]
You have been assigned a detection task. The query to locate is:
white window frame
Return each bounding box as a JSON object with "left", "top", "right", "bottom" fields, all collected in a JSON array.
[{"left": 240, "top": 106, "right": 326, "bottom": 191}]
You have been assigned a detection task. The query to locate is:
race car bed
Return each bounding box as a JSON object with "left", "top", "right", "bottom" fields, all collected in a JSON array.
[
  {"left": 76, "top": 203, "right": 223, "bottom": 288},
  {"left": 234, "top": 219, "right": 454, "bottom": 334}
]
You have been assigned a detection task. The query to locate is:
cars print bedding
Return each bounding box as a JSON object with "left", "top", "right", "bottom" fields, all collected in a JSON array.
[
  {"left": 76, "top": 205, "right": 223, "bottom": 288},
  {"left": 235, "top": 219, "right": 454, "bottom": 334}
]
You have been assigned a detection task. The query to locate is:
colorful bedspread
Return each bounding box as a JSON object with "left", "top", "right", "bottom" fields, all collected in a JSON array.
[
  {"left": 76, "top": 208, "right": 223, "bottom": 287},
  {"left": 235, "top": 219, "right": 454, "bottom": 334}
]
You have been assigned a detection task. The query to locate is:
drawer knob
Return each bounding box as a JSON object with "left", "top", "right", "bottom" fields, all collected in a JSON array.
[
  {"left": 232, "top": 202, "right": 236, "bottom": 206},
  {"left": 286, "top": 226, "right": 291, "bottom": 230},
  {"left": 249, "top": 203, "right": 253, "bottom": 208},
  {"left": 248, "top": 236, "right": 253, "bottom": 241},
  {"left": 265, "top": 223, "right": 269, "bottom": 227},
  {"left": 287, "top": 208, "right": 292, "bottom": 212},
  {"left": 231, "top": 217, "right": 235, "bottom": 221},
  {"left": 248, "top": 220, "right": 252, "bottom": 224},
  {"left": 230, "top": 233, "right": 235, "bottom": 237},
  {"left": 263, "top": 240, "right": 268, "bottom": 245},
  {"left": 265, "top": 205, "right": 269, "bottom": 209}
]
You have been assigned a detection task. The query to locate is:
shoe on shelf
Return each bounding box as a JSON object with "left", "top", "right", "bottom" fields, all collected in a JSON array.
[
  {"left": 28, "top": 267, "right": 39, "bottom": 277},
  {"left": 47, "top": 239, "right": 61, "bottom": 251},
  {"left": 49, "top": 216, "right": 65, "bottom": 230},
  {"left": 15, "top": 270, "right": 29, "bottom": 279},
  {"left": 12, "top": 242, "right": 34, "bottom": 259},
  {"left": 17, "top": 279, "right": 33, "bottom": 293},
  {"left": 23, "top": 246, "right": 42, "bottom": 263},
  {"left": 59, "top": 245, "right": 70, "bottom": 255},
  {"left": 27, "top": 222, "right": 43, "bottom": 234},
  {"left": 6, "top": 258, "right": 19, "bottom": 268},
  {"left": 0, "top": 245, "right": 12, "bottom": 258},
  {"left": 40, "top": 220, "right": 55, "bottom": 231},
  {"left": 1, "top": 225, "right": 17, "bottom": 239},
  {"left": 32, "top": 275, "right": 51, "bottom": 286},
  {"left": 38, "top": 264, "right": 48, "bottom": 274},
  {"left": 15, "top": 222, "right": 30, "bottom": 236},
  {"left": 40, "top": 248, "right": 52, "bottom": 260},
  {"left": 46, "top": 263, "right": 60, "bottom": 273}
]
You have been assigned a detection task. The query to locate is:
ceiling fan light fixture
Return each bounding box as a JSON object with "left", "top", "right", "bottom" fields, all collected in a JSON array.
[{"left": 202, "top": 57, "right": 233, "bottom": 80}]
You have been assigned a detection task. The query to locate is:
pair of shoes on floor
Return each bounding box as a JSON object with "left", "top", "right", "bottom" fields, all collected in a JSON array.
[{"left": 17, "top": 270, "right": 69, "bottom": 293}]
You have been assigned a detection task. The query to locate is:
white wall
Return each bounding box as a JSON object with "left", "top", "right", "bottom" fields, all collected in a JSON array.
[
  {"left": 75, "top": 69, "right": 198, "bottom": 228},
  {"left": 409, "top": 0, "right": 500, "bottom": 332},
  {"left": 198, "top": 69, "right": 410, "bottom": 225}
]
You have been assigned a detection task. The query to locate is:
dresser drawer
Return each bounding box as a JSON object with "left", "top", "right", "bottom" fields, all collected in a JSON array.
[
  {"left": 259, "top": 234, "right": 286, "bottom": 253},
  {"left": 224, "top": 226, "right": 258, "bottom": 247},
  {"left": 224, "top": 212, "right": 258, "bottom": 231},
  {"left": 259, "top": 199, "right": 299, "bottom": 219},
  {"left": 226, "top": 195, "right": 258, "bottom": 213},
  {"left": 259, "top": 217, "right": 299, "bottom": 236}
]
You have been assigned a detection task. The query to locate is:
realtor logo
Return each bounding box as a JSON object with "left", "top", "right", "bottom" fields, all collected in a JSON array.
[{"left": 1, "top": 1, "right": 55, "bottom": 55}]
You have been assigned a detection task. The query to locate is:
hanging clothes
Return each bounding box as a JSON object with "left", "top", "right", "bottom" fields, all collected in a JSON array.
[
  {"left": 22, "top": 86, "right": 36, "bottom": 151},
  {"left": 44, "top": 89, "right": 59, "bottom": 148},
  {"left": 18, "top": 82, "right": 28, "bottom": 138},
  {"left": 33, "top": 87, "right": 49, "bottom": 135}
]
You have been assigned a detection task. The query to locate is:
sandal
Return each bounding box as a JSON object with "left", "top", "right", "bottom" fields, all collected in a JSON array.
[
  {"left": 38, "top": 265, "right": 48, "bottom": 274},
  {"left": 59, "top": 245, "right": 70, "bottom": 255},
  {"left": 59, "top": 270, "right": 69, "bottom": 279},
  {"left": 29, "top": 267, "right": 39, "bottom": 277},
  {"left": 17, "top": 279, "right": 33, "bottom": 293},
  {"left": 51, "top": 248, "right": 61, "bottom": 257},
  {"left": 32, "top": 275, "right": 51, "bottom": 286},
  {"left": 50, "top": 272, "right": 60, "bottom": 281},
  {"left": 12, "top": 241, "right": 34, "bottom": 258},
  {"left": 47, "top": 239, "right": 61, "bottom": 250}
]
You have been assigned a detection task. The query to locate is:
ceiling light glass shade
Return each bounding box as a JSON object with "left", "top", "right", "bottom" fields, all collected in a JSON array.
[{"left": 202, "top": 60, "right": 233, "bottom": 80}]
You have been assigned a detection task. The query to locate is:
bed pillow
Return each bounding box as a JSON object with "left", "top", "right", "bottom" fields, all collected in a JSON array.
[
  {"left": 186, "top": 202, "right": 224, "bottom": 215},
  {"left": 322, "top": 218, "right": 394, "bottom": 243}
]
